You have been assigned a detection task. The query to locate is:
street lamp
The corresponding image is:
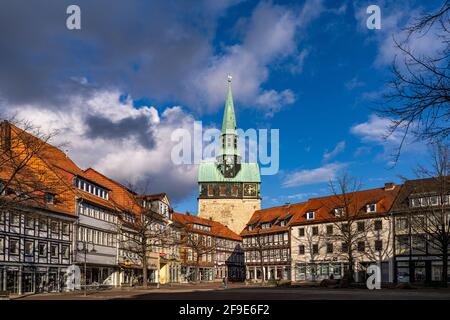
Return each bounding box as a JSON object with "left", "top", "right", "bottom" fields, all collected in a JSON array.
[{"left": 77, "top": 241, "right": 96, "bottom": 296}]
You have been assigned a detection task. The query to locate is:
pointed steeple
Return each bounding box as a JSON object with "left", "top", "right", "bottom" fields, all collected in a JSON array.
[{"left": 221, "top": 75, "right": 236, "bottom": 135}]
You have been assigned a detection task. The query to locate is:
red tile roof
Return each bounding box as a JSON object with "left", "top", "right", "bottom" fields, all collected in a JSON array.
[
  {"left": 241, "top": 185, "right": 401, "bottom": 236},
  {"left": 172, "top": 212, "right": 242, "bottom": 241}
]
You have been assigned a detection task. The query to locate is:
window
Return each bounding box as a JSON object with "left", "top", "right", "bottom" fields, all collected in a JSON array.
[
  {"left": 248, "top": 225, "right": 254, "bottom": 231},
  {"left": 39, "top": 219, "right": 48, "bottom": 231},
  {"left": 50, "top": 221, "right": 59, "bottom": 233},
  {"left": 366, "top": 204, "right": 376, "bottom": 213},
  {"left": 11, "top": 213, "right": 20, "bottom": 226},
  {"left": 334, "top": 208, "right": 343, "bottom": 217},
  {"left": 341, "top": 242, "right": 349, "bottom": 253},
  {"left": 326, "top": 243, "right": 333, "bottom": 254},
  {"left": 9, "top": 239, "right": 19, "bottom": 255},
  {"left": 62, "top": 223, "right": 70, "bottom": 235},
  {"left": 429, "top": 196, "right": 439, "bottom": 206},
  {"left": 25, "top": 216, "right": 34, "bottom": 229},
  {"left": 374, "top": 220, "right": 382, "bottom": 231},
  {"left": 357, "top": 241, "right": 365, "bottom": 252},
  {"left": 374, "top": 240, "right": 383, "bottom": 252},
  {"left": 261, "top": 222, "right": 271, "bottom": 230},
  {"left": 219, "top": 184, "right": 227, "bottom": 196},
  {"left": 312, "top": 226, "right": 319, "bottom": 236},
  {"left": 38, "top": 243, "right": 47, "bottom": 257},
  {"left": 396, "top": 217, "right": 408, "bottom": 230},
  {"left": 357, "top": 221, "right": 365, "bottom": 232},
  {"left": 50, "top": 244, "right": 58, "bottom": 258},
  {"left": 312, "top": 244, "right": 319, "bottom": 255},
  {"left": 45, "top": 193, "right": 55, "bottom": 204},
  {"left": 298, "top": 245, "right": 305, "bottom": 255},
  {"left": 0, "top": 237, "right": 4, "bottom": 254},
  {"left": 326, "top": 225, "right": 333, "bottom": 235},
  {"left": 25, "top": 240, "right": 34, "bottom": 256},
  {"left": 75, "top": 177, "right": 109, "bottom": 200},
  {"left": 62, "top": 246, "right": 70, "bottom": 259},
  {"left": 207, "top": 184, "right": 214, "bottom": 197},
  {"left": 298, "top": 228, "right": 305, "bottom": 237},
  {"left": 306, "top": 212, "right": 315, "bottom": 220},
  {"left": 231, "top": 185, "right": 238, "bottom": 197},
  {"left": 0, "top": 212, "right": 5, "bottom": 224}
]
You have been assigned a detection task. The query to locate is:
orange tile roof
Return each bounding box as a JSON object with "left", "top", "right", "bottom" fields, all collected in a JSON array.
[
  {"left": 172, "top": 212, "right": 242, "bottom": 241},
  {"left": 83, "top": 168, "right": 141, "bottom": 215},
  {"left": 291, "top": 185, "right": 400, "bottom": 226},
  {"left": 240, "top": 202, "right": 307, "bottom": 236}
]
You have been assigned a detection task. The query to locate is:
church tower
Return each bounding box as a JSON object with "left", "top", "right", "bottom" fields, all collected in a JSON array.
[{"left": 198, "top": 75, "right": 261, "bottom": 234}]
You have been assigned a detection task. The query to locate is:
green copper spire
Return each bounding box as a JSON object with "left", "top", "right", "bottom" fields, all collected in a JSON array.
[{"left": 221, "top": 75, "right": 237, "bottom": 135}]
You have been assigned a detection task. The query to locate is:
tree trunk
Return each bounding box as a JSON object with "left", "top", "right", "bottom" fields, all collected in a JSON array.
[
  {"left": 142, "top": 241, "right": 148, "bottom": 288},
  {"left": 442, "top": 251, "right": 448, "bottom": 288},
  {"left": 142, "top": 255, "right": 148, "bottom": 288}
]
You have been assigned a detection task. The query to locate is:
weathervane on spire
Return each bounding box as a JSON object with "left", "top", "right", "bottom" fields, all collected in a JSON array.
[{"left": 227, "top": 74, "right": 232, "bottom": 83}]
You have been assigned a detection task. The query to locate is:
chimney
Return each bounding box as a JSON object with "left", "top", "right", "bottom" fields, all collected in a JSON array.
[
  {"left": 384, "top": 182, "right": 395, "bottom": 191},
  {"left": 0, "top": 120, "right": 11, "bottom": 151}
]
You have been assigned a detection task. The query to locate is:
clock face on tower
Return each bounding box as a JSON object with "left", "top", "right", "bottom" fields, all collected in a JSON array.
[{"left": 243, "top": 183, "right": 257, "bottom": 197}]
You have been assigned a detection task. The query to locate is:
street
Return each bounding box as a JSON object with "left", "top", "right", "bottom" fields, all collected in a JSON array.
[{"left": 15, "top": 283, "right": 450, "bottom": 300}]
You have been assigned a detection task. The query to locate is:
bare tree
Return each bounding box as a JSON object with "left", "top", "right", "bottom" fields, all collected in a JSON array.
[
  {"left": 113, "top": 183, "right": 174, "bottom": 288},
  {"left": 326, "top": 174, "right": 367, "bottom": 284},
  {"left": 0, "top": 117, "right": 71, "bottom": 213},
  {"left": 292, "top": 226, "right": 329, "bottom": 281},
  {"left": 401, "top": 142, "right": 450, "bottom": 286},
  {"left": 181, "top": 224, "right": 216, "bottom": 283},
  {"left": 377, "top": 1, "right": 450, "bottom": 161}
]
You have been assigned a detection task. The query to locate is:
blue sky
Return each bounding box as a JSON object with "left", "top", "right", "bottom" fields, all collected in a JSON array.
[{"left": 0, "top": 0, "right": 443, "bottom": 214}]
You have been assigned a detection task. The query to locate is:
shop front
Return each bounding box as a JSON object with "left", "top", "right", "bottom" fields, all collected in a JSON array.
[
  {"left": 395, "top": 257, "right": 449, "bottom": 284},
  {"left": 0, "top": 265, "right": 69, "bottom": 295},
  {"left": 295, "top": 262, "right": 348, "bottom": 281}
]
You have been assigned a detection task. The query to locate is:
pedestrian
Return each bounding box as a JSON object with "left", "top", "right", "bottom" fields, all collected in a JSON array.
[{"left": 222, "top": 276, "right": 228, "bottom": 289}]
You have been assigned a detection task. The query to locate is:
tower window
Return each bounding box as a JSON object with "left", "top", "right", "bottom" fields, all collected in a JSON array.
[
  {"left": 207, "top": 184, "right": 214, "bottom": 197},
  {"left": 219, "top": 184, "right": 227, "bottom": 196},
  {"left": 231, "top": 185, "right": 238, "bottom": 197}
]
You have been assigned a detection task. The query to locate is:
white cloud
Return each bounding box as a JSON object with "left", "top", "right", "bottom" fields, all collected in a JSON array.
[
  {"left": 345, "top": 76, "right": 365, "bottom": 90},
  {"left": 282, "top": 162, "right": 347, "bottom": 187},
  {"left": 3, "top": 90, "right": 199, "bottom": 201},
  {"left": 193, "top": 0, "right": 325, "bottom": 115},
  {"left": 323, "top": 141, "right": 346, "bottom": 162}
]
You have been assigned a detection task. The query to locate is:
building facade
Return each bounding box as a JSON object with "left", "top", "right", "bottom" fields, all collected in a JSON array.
[
  {"left": 289, "top": 183, "right": 399, "bottom": 283},
  {"left": 241, "top": 204, "right": 299, "bottom": 282},
  {"left": 173, "top": 212, "right": 244, "bottom": 282},
  {"left": 198, "top": 76, "right": 261, "bottom": 234},
  {"left": 392, "top": 178, "right": 450, "bottom": 284}
]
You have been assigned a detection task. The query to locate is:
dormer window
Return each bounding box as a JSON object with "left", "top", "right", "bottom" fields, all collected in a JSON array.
[
  {"left": 366, "top": 204, "right": 376, "bottom": 213},
  {"left": 261, "top": 222, "right": 271, "bottom": 229},
  {"left": 334, "top": 208, "right": 343, "bottom": 217},
  {"left": 306, "top": 211, "right": 315, "bottom": 220},
  {"left": 248, "top": 224, "right": 254, "bottom": 231},
  {"left": 45, "top": 193, "right": 55, "bottom": 204}
]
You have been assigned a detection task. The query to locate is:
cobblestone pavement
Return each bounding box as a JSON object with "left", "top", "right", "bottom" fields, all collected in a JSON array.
[{"left": 14, "top": 283, "right": 450, "bottom": 300}]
